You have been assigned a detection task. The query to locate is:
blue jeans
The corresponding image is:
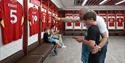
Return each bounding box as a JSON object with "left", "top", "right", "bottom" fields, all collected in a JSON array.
[
  {"left": 81, "top": 43, "right": 108, "bottom": 63},
  {"left": 48, "top": 37, "right": 59, "bottom": 44},
  {"left": 98, "top": 43, "right": 108, "bottom": 63},
  {"left": 81, "top": 44, "right": 90, "bottom": 63}
]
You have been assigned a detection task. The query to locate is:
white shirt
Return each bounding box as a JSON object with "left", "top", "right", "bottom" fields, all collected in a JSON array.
[{"left": 96, "top": 16, "right": 109, "bottom": 37}]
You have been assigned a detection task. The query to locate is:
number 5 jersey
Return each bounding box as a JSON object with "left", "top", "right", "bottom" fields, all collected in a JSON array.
[{"left": 0, "top": 0, "right": 23, "bottom": 45}]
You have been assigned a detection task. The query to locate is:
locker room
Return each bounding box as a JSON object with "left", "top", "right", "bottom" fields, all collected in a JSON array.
[{"left": 0, "top": 0, "right": 125, "bottom": 63}]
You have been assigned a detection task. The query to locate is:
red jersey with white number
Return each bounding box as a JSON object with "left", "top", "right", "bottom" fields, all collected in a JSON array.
[
  {"left": 117, "top": 18, "right": 124, "bottom": 27},
  {"left": 0, "top": 2, "right": 2, "bottom": 19},
  {"left": 2, "top": 0, "right": 23, "bottom": 44},
  {"left": 28, "top": 7, "right": 39, "bottom": 36},
  {"left": 0, "top": 9, "right": 2, "bottom": 20},
  {"left": 109, "top": 18, "right": 115, "bottom": 26},
  {"left": 75, "top": 22, "right": 80, "bottom": 26},
  {"left": 60, "top": 22, "right": 63, "bottom": 30},
  {"left": 48, "top": 14, "right": 52, "bottom": 29},
  {"left": 41, "top": 12, "right": 46, "bottom": 32},
  {"left": 0, "top": 0, "right": 3, "bottom": 23},
  {"left": 67, "top": 22, "right": 72, "bottom": 26}
]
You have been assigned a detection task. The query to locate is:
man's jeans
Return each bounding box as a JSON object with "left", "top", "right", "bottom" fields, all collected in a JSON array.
[
  {"left": 81, "top": 43, "right": 108, "bottom": 63},
  {"left": 98, "top": 43, "right": 108, "bottom": 63}
]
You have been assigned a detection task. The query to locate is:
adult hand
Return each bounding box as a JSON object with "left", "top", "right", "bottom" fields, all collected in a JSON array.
[
  {"left": 72, "top": 36, "right": 84, "bottom": 43},
  {"left": 86, "top": 40, "right": 96, "bottom": 48},
  {"left": 52, "top": 16, "right": 60, "bottom": 21},
  {"left": 91, "top": 45, "right": 101, "bottom": 54}
]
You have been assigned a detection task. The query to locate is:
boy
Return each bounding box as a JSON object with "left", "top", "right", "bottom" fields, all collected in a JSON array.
[{"left": 74, "top": 12, "right": 101, "bottom": 63}]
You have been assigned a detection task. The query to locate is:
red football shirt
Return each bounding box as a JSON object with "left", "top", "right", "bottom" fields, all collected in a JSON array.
[
  {"left": 0, "top": 0, "right": 3, "bottom": 23},
  {"left": 117, "top": 18, "right": 124, "bottom": 27},
  {"left": 109, "top": 18, "right": 115, "bottom": 27},
  {"left": 48, "top": 13, "right": 52, "bottom": 29},
  {"left": 2, "top": 0, "right": 23, "bottom": 44},
  {"left": 28, "top": 7, "right": 39, "bottom": 36},
  {"left": 41, "top": 11, "right": 46, "bottom": 32},
  {"left": 75, "top": 22, "right": 80, "bottom": 26},
  {"left": 67, "top": 22, "right": 72, "bottom": 26},
  {"left": 0, "top": 4, "right": 2, "bottom": 20}
]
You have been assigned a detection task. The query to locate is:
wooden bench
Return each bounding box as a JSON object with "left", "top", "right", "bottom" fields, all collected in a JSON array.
[
  {"left": 16, "top": 40, "right": 56, "bottom": 63},
  {"left": 0, "top": 39, "right": 56, "bottom": 63}
]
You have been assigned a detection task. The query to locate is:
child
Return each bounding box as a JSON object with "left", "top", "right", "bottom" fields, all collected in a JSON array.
[
  {"left": 43, "top": 27, "right": 66, "bottom": 48},
  {"left": 74, "top": 12, "right": 100, "bottom": 63},
  {"left": 50, "top": 25, "right": 66, "bottom": 48},
  {"left": 84, "top": 12, "right": 101, "bottom": 63}
]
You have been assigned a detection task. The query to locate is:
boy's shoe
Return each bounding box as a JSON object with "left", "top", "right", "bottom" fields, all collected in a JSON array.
[
  {"left": 61, "top": 45, "right": 67, "bottom": 48},
  {"left": 52, "top": 49, "right": 57, "bottom": 56}
]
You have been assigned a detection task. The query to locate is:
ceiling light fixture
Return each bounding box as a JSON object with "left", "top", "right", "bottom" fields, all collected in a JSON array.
[
  {"left": 82, "top": 0, "right": 88, "bottom": 6},
  {"left": 115, "top": 0, "right": 125, "bottom": 5},
  {"left": 99, "top": 0, "right": 108, "bottom": 5}
]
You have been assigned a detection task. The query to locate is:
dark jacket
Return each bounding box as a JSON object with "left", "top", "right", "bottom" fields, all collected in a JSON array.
[{"left": 43, "top": 32, "right": 50, "bottom": 42}]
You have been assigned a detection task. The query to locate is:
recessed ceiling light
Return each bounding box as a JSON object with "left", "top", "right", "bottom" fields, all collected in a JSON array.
[
  {"left": 99, "top": 0, "right": 108, "bottom": 5},
  {"left": 82, "top": 0, "right": 88, "bottom": 6},
  {"left": 115, "top": 0, "right": 125, "bottom": 5}
]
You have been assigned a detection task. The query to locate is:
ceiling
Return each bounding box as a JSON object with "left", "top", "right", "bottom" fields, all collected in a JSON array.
[
  {"left": 73, "top": 0, "right": 125, "bottom": 6},
  {"left": 51, "top": 0, "right": 125, "bottom": 10}
]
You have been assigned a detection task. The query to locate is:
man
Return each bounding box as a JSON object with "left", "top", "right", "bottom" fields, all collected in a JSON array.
[
  {"left": 54, "top": 7, "right": 109, "bottom": 63},
  {"left": 80, "top": 11, "right": 100, "bottom": 63}
]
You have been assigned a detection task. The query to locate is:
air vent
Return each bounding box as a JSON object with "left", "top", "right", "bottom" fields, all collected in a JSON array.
[{"left": 74, "top": 0, "right": 84, "bottom": 6}]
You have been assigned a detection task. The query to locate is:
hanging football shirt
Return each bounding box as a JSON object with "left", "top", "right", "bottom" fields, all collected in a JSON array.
[
  {"left": 28, "top": 7, "right": 39, "bottom": 36},
  {"left": 41, "top": 10, "right": 46, "bottom": 32},
  {"left": 2, "top": 0, "right": 23, "bottom": 44}
]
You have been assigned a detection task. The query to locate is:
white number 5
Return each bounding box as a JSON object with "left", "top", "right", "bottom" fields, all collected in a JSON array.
[{"left": 10, "top": 9, "right": 17, "bottom": 24}]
